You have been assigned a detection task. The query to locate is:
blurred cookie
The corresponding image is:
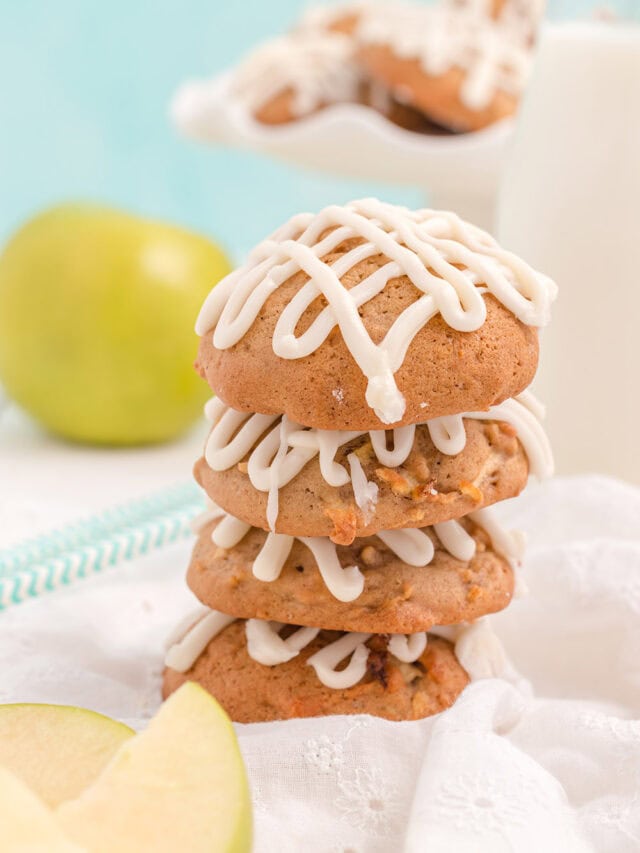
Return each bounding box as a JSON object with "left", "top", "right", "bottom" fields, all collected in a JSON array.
[
  {"left": 163, "top": 619, "right": 469, "bottom": 722},
  {"left": 195, "top": 396, "right": 552, "bottom": 541},
  {"left": 356, "top": 5, "right": 530, "bottom": 131},
  {"left": 446, "top": 0, "right": 545, "bottom": 43},
  {"left": 186, "top": 513, "right": 517, "bottom": 633},
  {"left": 365, "top": 79, "right": 456, "bottom": 133},
  {"left": 231, "top": 33, "right": 360, "bottom": 125},
  {"left": 196, "top": 199, "right": 555, "bottom": 430},
  {"left": 295, "top": 0, "right": 368, "bottom": 36}
]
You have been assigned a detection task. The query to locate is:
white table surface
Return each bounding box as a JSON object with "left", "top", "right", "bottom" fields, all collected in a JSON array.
[{"left": 0, "top": 402, "right": 208, "bottom": 548}]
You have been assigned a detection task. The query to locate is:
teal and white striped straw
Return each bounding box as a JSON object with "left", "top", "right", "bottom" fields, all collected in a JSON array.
[{"left": 0, "top": 482, "right": 205, "bottom": 611}]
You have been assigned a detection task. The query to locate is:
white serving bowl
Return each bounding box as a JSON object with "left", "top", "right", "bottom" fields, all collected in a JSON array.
[{"left": 171, "top": 73, "right": 515, "bottom": 229}]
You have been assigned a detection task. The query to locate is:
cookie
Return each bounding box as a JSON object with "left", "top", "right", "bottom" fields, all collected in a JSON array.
[
  {"left": 231, "top": 33, "right": 360, "bottom": 125},
  {"left": 186, "top": 514, "right": 516, "bottom": 633},
  {"left": 446, "top": 0, "right": 509, "bottom": 20},
  {"left": 296, "top": 1, "right": 365, "bottom": 37},
  {"left": 163, "top": 620, "right": 469, "bottom": 722},
  {"left": 356, "top": 5, "right": 530, "bottom": 131},
  {"left": 446, "top": 0, "right": 545, "bottom": 44},
  {"left": 196, "top": 199, "right": 555, "bottom": 429},
  {"left": 194, "top": 421, "right": 529, "bottom": 545},
  {"left": 364, "top": 78, "right": 456, "bottom": 134},
  {"left": 197, "top": 391, "right": 552, "bottom": 543}
]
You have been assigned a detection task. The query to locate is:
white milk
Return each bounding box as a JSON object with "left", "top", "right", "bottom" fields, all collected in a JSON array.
[{"left": 498, "top": 21, "right": 640, "bottom": 482}]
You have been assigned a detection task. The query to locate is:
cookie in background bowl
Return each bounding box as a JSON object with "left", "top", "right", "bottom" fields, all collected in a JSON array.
[
  {"left": 356, "top": 3, "right": 532, "bottom": 131},
  {"left": 230, "top": 32, "right": 362, "bottom": 125},
  {"left": 365, "top": 79, "right": 457, "bottom": 134},
  {"left": 446, "top": 0, "right": 546, "bottom": 43},
  {"left": 294, "top": 0, "right": 372, "bottom": 36}
]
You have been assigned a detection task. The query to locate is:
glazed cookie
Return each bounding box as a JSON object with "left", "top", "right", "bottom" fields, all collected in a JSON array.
[
  {"left": 163, "top": 619, "right": 469, "bottom": 722},
  {"left": 446, "top": 0, "right": 509, "bottom": 19},
  {"left": 186, "top": 511, "right": 518, "bottom": 633},
  {"left": 196, "top": 199, "right": 555, "bottom": 430},
  {"left": 295, "top": 0, "right": 367, "bottom": 36},
  {"left": 195, "top": 393, "right": 551, "bottom": 543},
  {"left": 356, "top": 5, "right": 531, "bottom": 131},
  {"left": 230, "top": 33, "right": 360, "bottom": 125},
  {"left": 365, "top": 80, "right": 455, "bottom": 134},
  {"left": 446, "top": 0, "right": 545, "bottom": 43}
]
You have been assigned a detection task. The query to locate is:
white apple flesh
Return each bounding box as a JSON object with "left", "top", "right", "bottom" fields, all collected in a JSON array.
[
  {"left": 0, "top": 766, "right": 83, "bottom": 852},
  {"left": 58, "top": 683, "right": 252, "bottom": 852},
  {"left": 0, "top": 703, "right": 134, "bottom": 808}
]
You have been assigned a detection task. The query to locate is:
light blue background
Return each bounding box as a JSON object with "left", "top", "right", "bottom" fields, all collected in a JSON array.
[
  {"left": 0, "top": 0, "right": 426, "bottom": 263},
  {"left": 0, "top": 0, "right": 601, "bottom": 262}
]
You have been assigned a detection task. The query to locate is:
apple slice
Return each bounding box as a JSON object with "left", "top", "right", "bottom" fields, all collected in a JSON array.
[
  {"left": 0, "top": 766, "right": 82, "bottom": 852},
  {"left": 0, "top": 703, "right": 134, "bottom": 808},
  {"left": 58, "top": 682, "right": 252, "bottom": 853}
]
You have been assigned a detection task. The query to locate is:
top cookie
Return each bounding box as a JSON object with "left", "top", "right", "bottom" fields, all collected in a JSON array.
[{"left": 196, "top": 198, "right": 556, "bottom": 430}]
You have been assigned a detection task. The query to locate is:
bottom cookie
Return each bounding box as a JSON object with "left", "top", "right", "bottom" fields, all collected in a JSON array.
[{"left": 162, "top": 615, "right": 470, "bottom": 723}]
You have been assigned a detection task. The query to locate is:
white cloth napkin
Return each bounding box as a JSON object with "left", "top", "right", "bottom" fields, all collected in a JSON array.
[{"left": 0, "top": 475, "right": 638, "bottom": 853}]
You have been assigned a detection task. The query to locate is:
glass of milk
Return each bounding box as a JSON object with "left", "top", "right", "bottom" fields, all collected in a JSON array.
[{"left": 497, "top": 0, "right": 640, "bottom": 482}]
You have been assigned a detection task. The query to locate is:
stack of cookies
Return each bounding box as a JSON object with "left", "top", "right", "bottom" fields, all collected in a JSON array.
[
  {"left": 163, "top": 198, "right": 556, "bottom": 722},
  {"left": 224, "top": 0, "right": 543, "bottom": 132}
]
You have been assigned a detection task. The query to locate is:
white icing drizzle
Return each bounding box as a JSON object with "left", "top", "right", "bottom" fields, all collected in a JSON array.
[
  {"left": 515, "top": 388, "right": 546, "bottom": 421},
  {"left": 426, "top": 415, "right": 467, "bottom": 455},
  {"left": 190, "top": 500, "right": 225, "bottom": 535},
  {"left": 203, "top": 391, "right": 553, "bottom": 534},
  {"left": 196, "top": 199, "right": 557, "bottom": 425},
  {"left": 165, "top": 610, "right": 511, "bottom": 689},
  {"left": 468, "top": 506, "right": 525, "bottom": 563},
  {"left": 357, "top": 4, "right": 531, "bottom": 111},
  {"left": 347, "top": 452, "right": 378, "bottom": 522},
  {"left": 266, "top": 416, "right": 298, "bottom": 532},
  {"left": 203, "top": 398, "right": 278, "bottom": 467},
  {"left": 230, "top": 33, "right": 360, "bottom": 119},
  {"left": 369, "top": 424, "right": 416, "bottom": 466},
  {"left": 388, "top": 631, "right": 428, "bottom": 663},
  {"left": 246, "top": 620, "right": 320, "bottom": 665},
  {"left": 211, "top": 514, "right": 252, "bottom": 549},
  {"left": 451, "top": 619, "right": 508, "bottom": 679},
  {"left": 253, "top": 534, "right": 294, "bottom": 582},
  {"left": 430, "top": 617, "right": 511, "bottom": 681},
  {"left": 297, "top": 535, "right": 365, "bottom": 602},
  {"left": 462, "top": 395, "right": 554, "bottom": 478},
  {"left": 432, "top": 519, "right": 477, "bottom": 562},
  {"left": 470, "top": 505, "right": 527, "bottom": 597},
  {"left": 164, "top": 610, "right": 235, "bottom": 674},
  {"left": 306, "top": 632, "right": 372, "bottom": 689},
  {"left": 376, "top": 527, "right": 434, "bottom": 567},
  {"left": 468, "top": 505, "right": 527, "bottom": 597}
]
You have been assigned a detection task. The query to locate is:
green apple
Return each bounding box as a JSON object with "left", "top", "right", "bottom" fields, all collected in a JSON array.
[
  {"left": 0, "top": 767, "right": 83, "bottom": 852},
  {"left": 0, "top": 204, "right": 231, "bottom": 445},
  {"left": 58, "top": 683, "right": 252, "bottom": 853},
  {"left": 0, "top": 703, "right": 134, "bottom": 808}
]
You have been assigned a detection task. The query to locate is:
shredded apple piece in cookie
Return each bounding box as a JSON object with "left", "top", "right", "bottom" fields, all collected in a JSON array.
[
  {"left": 375, "top": 467, "right": 414, "bottom": 496},
  {"left": 459, "top": 481, "right": 483, "bottom": 503},
  {"left": 325, "top": 505, "right": 359, "bottom": 545}
]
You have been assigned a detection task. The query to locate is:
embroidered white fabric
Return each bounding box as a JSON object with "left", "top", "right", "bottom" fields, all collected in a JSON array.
[{"left": 0, "top": 475, "right": 639, "bottom": 853}]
